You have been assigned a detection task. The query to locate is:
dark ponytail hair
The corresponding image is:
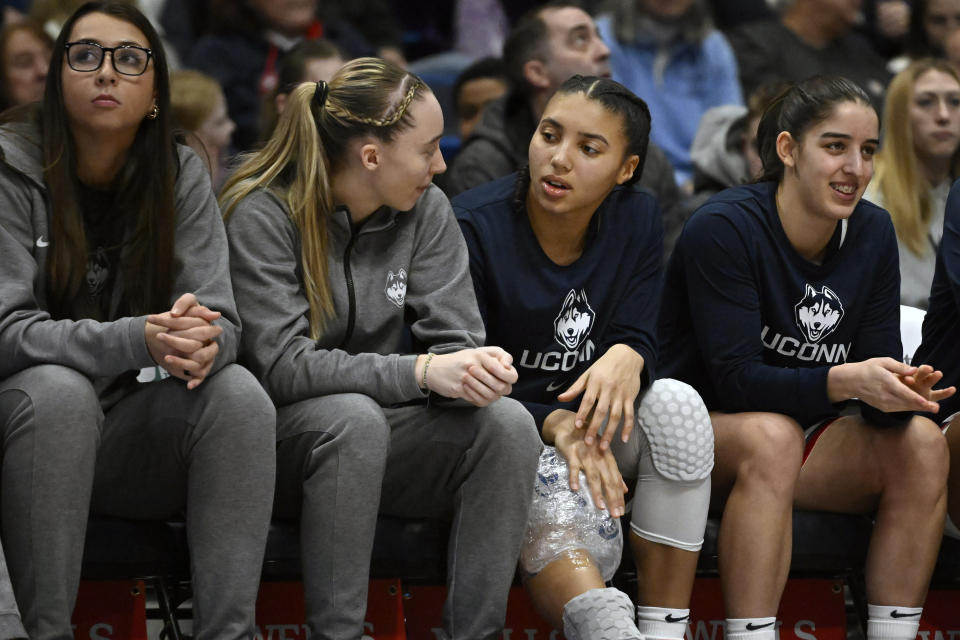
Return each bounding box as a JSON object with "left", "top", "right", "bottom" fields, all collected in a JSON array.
[
  {"left": 44, "top": 1, "right": 176, "bottom": 318},
  {"left": 756, "top": 76, "right": 876, "bottom": 184}
]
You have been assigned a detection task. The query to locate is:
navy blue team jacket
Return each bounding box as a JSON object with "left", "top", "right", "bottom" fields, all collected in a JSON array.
[
  {"left": 913, "top": 179, "right": 960, "bottom": 422},
  {"left": 453, "top": 174, "right": 663, "bottom": 429},
  {"left": 658, "top": 181, "right": 907, "bottom": 427}
]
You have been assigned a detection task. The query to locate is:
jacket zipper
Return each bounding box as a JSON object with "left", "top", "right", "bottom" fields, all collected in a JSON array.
[{"left": 340, "top": 231, "right": 358, "bottom": 347}]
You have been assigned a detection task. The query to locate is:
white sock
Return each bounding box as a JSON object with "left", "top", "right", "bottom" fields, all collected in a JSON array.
[
  {"left": 636, "top": 605, "right": 690, "bottom": 640},
  {"left": 725, "top": 617, "right": 778, "bottom": 640},
  {"left": 866, "top": 604, "right": 922, "bottom": 640}
]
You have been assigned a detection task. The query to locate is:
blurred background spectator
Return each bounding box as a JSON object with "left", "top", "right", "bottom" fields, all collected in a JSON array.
[
  {"left": 857, "top": 0, "right": 910, "bottom": 58},
  {"left": 0, "top": 0, "right": 28, "bottom": 26},
  {"left": 317, "top": 0, "right": 406, "bottom": 66},
  {"left": 257, "top": 38, "right": 345, "bottom": 143},
  {"left": 170, "top": 69, "right": 235, "bottom": 188},
  {"left": 865, "top": 59, "right": 960, "bottom": 308},
  {"left": 453, "top": 0, "right": 540, "bottom": 58},
  {"left": 946, "top": 24, "right": 960, "bottom": 71},
  {"left": 889, "top": 0, "right": 960, "bottom": 72},
  {"left": 725, "top": 0, "right": 891, "bottom": 106},
  {"left": 451, "top": 56, "right": 508, "bottom": 140},
  {"left": 683, "top": 81, "right": 786, "bottom": 215},
  {"left": 707, "top": 0, "right": 775, "bottom": 29},
  {"left": 0, "top": 19, "right": 50, "bottom": 110},
  {"left": 189, "top": 0, "right": 377, "bottom": 150},
  {"left": 597, "top": 0, "right": 742, "bottom": 188}
]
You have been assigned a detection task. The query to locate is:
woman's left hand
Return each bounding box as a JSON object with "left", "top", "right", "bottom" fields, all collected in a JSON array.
[{"left": 556, "top": 343, "right": 644, "bottom": 450}]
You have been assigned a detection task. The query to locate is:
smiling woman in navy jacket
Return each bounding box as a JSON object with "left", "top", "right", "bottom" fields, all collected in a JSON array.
[{"left": 659, "top": 76, "right": 954, "bottom": 640}]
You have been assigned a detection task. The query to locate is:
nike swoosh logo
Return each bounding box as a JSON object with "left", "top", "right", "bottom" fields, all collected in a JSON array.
[
  {"left": 35, "top": 236, "right": 49, "bottom": 248},
  {"left": 890, "top": 611, "right": 921, "bottom": 619},
  {"left": 746, "top": 622, "right": 775, "bottom": 630},
  {"left": 665, "top": 614, "right": 690, "bottom": 623},
  {"left": 546, "top": 380, "right": 566, "bottom": 392}
]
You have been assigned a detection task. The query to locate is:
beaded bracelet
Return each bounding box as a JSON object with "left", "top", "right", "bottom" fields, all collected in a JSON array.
[{"left": 421, "top": 352, "right": 435, "bottom": 390}]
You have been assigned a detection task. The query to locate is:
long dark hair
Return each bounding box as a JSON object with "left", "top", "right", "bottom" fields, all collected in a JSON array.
[
  {"left": 43, "top": 1, "right": 177, "bottom": 318},
  {"left": 755, "top": 76, "right": 875, "bottom": 184}
]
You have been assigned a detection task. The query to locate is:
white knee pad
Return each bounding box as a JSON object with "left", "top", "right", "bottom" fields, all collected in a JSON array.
[
  {"left": 635, "top": 378, "right": 714, "bottom": 481},
  {"left": 629, "top": 435, "right": 711, "bottom": 551},
  {"left": 627, "top": 379, "right": 713, "bottom": 551},
  {"left": 562, "top": 587, "right": 643, "bottom": 640}
]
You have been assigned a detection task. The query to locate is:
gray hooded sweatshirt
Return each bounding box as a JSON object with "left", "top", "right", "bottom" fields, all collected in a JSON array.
[
  {"left": 225, "top": 184, "right": 484, "bottom": 410},
  {"left": 0, "top": 121, "right": 240, "bottom": 392}
]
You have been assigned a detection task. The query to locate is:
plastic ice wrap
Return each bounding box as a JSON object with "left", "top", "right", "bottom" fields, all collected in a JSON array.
[{"left": 520, "top": 446, "right": 623, "bottom": 581}]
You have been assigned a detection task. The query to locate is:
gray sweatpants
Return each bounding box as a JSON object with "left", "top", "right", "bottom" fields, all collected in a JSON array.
[
  {"left": 0, "top": 538, "right": 25, "bottom": 639},
  {"left": 273, "top": 393, "right": 542, "bottom": 640},
  {"left": 0, "top": 363, "right": 276, "bottom": 640}
]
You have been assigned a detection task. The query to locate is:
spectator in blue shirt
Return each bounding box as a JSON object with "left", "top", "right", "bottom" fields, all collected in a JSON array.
[{"left": 596, "top": 0, "right": 742, "bottom": 188}]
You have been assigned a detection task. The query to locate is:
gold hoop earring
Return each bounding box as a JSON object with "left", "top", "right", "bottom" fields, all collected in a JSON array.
[{"left": 146, "top": 103, "right": 159, "bottom": 120}]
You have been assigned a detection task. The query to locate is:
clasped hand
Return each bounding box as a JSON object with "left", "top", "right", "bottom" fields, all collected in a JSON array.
[
  {"left": 144, "top": 293, "right": 223, "bottom": 390},
  {"left": 419, "top": 346, "right": 517, "bottom": 406}
]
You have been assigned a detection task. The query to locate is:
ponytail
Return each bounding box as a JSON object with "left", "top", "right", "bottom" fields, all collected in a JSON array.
[{"left": 220, "top": 57, "right": 427, "bottom": 338}]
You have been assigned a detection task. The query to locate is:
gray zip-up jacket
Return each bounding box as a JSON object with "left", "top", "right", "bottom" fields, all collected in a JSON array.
[
  {"left": 0, "top": 121, "right": 240, "bottom": 388},
  {"left": 225, "top": 184, "right": 484, "bottom": 408}
]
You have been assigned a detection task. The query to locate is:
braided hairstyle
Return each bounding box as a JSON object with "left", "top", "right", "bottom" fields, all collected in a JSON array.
[
  {"left": 317, "top": 57, "right": 426, "bottom": 171},
  {"left": 221, "top": 57, "right": 429, "bottom": 337}
]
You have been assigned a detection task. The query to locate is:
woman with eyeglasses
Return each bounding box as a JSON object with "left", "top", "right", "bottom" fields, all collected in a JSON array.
[{"left": 0, "top": 3, "right": 276, "bottom": 638}]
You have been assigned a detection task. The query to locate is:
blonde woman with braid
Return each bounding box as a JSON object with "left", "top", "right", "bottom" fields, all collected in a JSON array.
[{"left": 220, "top": 57, "right": 542, "bottom": 640}]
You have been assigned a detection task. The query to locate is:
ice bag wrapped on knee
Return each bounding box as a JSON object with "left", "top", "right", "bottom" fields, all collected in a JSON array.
[{"left": 520, "top": 446, "right": 623, "bottom": 581}]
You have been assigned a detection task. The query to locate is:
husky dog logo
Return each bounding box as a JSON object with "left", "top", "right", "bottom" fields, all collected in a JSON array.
[
  {"left": 554, "top": 289, "right": 595, "bottom": 351},
  {"left": 794, "top": 284, "right": 844, "bottom": 343},
  {"left": 86, "top": 247, "right": 109, "bottom": 296},
  {"left": 384, "top": 269, "right": 407, "bottom": 308}
]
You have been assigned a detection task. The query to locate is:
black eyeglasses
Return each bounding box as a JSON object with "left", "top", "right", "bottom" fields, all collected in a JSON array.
[{"left": 64, "top": 41, "right": 152, "bottom": 76}]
